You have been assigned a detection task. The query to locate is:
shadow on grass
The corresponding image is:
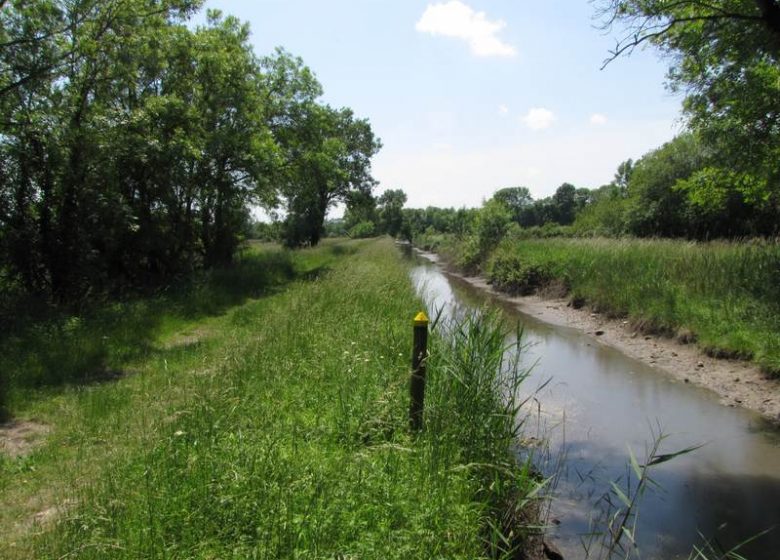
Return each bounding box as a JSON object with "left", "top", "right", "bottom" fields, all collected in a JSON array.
[{"left": 0, "top": 247, "right": 332, "bottom": 401}]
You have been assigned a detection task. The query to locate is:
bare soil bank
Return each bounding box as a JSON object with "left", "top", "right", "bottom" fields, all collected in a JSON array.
[{"left": 417, "top": 250, "right": 780, "bottom": 426}]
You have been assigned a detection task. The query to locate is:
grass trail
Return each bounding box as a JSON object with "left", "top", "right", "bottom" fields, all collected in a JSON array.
[{"left": 0, "top": 238, "right": 539, "bottom": 559}]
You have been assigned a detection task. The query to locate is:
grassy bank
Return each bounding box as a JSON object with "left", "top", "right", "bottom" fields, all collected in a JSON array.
[
  {"left": 422, "top": 234, "right": 780, "bottom": 376},
  {"left": 0, "top": 238, "right": 540, "bottom": 559}
]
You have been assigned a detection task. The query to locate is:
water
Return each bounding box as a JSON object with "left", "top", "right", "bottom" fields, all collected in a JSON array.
[{"left": 408, "top": 249, "right": 780, "bottom": 560}]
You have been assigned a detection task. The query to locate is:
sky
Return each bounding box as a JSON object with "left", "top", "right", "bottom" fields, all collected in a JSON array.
[{"left": 197, "top": 0, "right": 685, "bottom": 210}]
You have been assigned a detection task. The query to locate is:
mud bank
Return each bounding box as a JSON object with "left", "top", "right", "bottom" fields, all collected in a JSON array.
[{"left": 416, "top": 249, "right": 780, "bottom": 426}]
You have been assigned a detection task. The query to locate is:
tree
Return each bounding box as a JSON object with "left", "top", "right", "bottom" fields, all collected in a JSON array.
[
  {"left": 491, "top": 186, "right": 533, "bottom": 224},
  {"left": 624, "top": 134, "right": 707, "bottom": 237},
  {"left": 0, "top": 2, "right": 302, "bottom": 299},
  {"left": 343, "top": 189, "right": 377, "bottom": 232},
  {"left": 0, "top": 0, "right": 213, "bottom": 298},
  {"left": 613, "top": 159, "right": 634, "bottom": 195},
  {"left": 599, "top": 0, "right": 780, "bottom": 208},
  {"left": 598, "top": 1, "right": 780, "bottom": 65},
  {"left": 188, "top": 12, "right": 278, "bottom": 266},
  {"left": 573, "top": 184, "right": 628, "bottom": 236},
  {"left": 278, "top": 104, "right": 381, "bottom": 247},
  {"left": 552, "top": 183, "right": 578, "bottom": 225},
  {"left": 377, "top": 188, "right": 407, "bottom": 237},
  {"left": 260, "top": 50, "right": 381, "bottom": 248},
  {"left": 474, "top": 199, "right": 512, "bottom": 254}
]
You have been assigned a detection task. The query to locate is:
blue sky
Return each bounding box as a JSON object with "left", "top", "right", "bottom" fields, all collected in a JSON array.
[{"left": 198, "top": 0, "right": 685, "bottom": 209}]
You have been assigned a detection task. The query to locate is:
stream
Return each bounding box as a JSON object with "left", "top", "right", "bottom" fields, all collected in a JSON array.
[{"left": 407, "top": 248, "right": 780, "bottom": 560}]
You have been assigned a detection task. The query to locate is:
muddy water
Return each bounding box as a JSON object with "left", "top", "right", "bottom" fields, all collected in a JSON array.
[{"left": 408, "top": 251, "right": 780, "bottom": 560}]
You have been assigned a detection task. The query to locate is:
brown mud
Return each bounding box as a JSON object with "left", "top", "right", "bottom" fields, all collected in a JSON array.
[{"left": 417, "top": 250, "right": 780, "bottom": 425}]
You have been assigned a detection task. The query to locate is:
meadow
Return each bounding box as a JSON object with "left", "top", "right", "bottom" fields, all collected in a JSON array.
[{"left": 0, "top": 238, "right": 541, "bottom": 559}]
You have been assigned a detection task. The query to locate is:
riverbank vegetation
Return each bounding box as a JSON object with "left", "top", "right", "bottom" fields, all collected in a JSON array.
[
  {"left": 410, "top": 207, "right": 780, "bottom": 376},
  {"left": 0, "top": 238, "right": 543, "bottom": 559}
]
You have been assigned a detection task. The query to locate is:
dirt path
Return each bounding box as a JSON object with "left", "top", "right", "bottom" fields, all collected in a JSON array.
[
  {"left": 0, "top": 420, "right": 49, "bottom": 458},
  {"left": 418, "top": 250, "right": 780, "bottom": 426}
]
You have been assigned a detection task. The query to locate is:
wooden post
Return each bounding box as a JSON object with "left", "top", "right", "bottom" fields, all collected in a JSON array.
[{"left": 409, "top": 311, "right": 429, "bottom": 432}]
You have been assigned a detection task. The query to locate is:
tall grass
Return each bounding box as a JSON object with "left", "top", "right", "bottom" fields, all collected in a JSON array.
[
  {"left": 1, "top": 238, "right": 542, "bottom": 559},
  {"left": 454, "top": 236, "right": 780, "bottom": 375},
  {"left": 0, "top": 246, "right": 310, "bottom": 411},
  {"left": 425, "top": 311, "right": 541, "bottom": 557}
]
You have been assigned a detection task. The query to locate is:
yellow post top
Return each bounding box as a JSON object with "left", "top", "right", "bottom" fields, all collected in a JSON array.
[{"left": 413, "top": 311, "right": 429, "bottom": 326}]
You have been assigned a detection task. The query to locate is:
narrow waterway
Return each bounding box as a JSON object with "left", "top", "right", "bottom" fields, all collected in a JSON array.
[{"left": 407, "top": 249, "right": 780, "bottom": 560}]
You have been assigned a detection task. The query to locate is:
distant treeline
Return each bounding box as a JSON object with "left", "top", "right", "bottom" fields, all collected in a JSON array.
[
  {"left": 405, "top": 0, "right": 780, "bottom": 244},
  {"left": 401, "top": 130, "right": 780, "bottom": 249},
  {"left": 0, "top": 1, "right": 379, "bottom": 302}
]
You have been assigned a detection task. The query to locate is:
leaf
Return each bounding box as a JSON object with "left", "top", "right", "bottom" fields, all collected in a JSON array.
[
  {"left": 628, "top": 446, "right": 642, "bottom": 480},
  {"left": 610, "top": 481, "right": 631, "bottom": 508},
  {"left": 645, "top": 443, "right": 704, "bottom": 467}
]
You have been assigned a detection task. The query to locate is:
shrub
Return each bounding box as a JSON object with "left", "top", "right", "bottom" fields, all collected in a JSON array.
[
  {"left": 347, "top": 221, "right": 376, "bottom": 239},
  {"left": 486, "top": 251, "right": 554, "bottom": 295}
]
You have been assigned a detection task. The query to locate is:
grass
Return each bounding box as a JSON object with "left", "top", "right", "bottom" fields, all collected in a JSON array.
[
  {"left": 0, "top": 237, "right": 541, "bottom": 559},
  {"left": 427, "top": 233, "right": 780, "bottom": 375}
]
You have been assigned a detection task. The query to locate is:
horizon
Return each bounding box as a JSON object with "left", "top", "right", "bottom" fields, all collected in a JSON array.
[{"left": 197, "top": 0, "right": 685, "bottom": 213}]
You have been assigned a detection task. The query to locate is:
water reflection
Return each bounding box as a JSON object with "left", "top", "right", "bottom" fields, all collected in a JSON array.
[{"left": 408, "top": 250, "right": 780, "bottom": 560}]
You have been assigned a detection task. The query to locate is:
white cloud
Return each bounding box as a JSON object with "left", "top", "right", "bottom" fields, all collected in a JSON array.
[
  {"left": 415, "top": 1, "right": 516, "bottom": 57},
  {"left": 590, "top": 113, "right": 608, "bottom": 125},
  {"left": 521, "top": 107, "right": 556, "bottom": 130},
  {"left": 498, "top": 104, "right": 509, "bottom": 115}
]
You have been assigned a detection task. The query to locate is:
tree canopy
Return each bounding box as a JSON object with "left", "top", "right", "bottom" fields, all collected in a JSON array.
[
  {"left": 0, "top": 3, "right": 381, "bottom": 301},
  {"left": 599, "top": 0, "right": 780, "bottom": 219}
]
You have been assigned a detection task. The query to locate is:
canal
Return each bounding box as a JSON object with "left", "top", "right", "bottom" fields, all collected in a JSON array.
[{"left": 409, "top": 249, "right": 780, "bottom": 559}]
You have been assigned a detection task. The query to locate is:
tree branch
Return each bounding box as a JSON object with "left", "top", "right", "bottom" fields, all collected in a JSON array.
[{"left": 602, "top": 12, "right": 764, "bottom": 69}]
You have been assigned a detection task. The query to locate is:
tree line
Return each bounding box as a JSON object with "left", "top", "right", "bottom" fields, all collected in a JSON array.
[
  {"left": 404, "top": 0, "right": 780, "bottom": 243},
  {"left": 0, "top": 1, "right": 379, "bottom": 302}
]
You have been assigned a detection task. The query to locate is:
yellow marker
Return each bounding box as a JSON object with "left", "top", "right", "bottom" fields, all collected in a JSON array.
[{"left": 413, "top": 311, "right": 429, "bottom": 326}]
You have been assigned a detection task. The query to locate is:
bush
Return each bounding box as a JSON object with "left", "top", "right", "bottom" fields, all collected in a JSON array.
[
  {"left": 474, "top": 199, "right": 511, "bottom": 254},
  {"left": 347, "top": 221, "right": 376, "bottom": 239},
  {"left": 486, "top": 251, "right": 555, "bottom": 295}
]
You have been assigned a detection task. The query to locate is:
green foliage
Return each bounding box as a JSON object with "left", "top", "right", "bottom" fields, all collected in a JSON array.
[
  {"left": 247, "top": 220, "right": 282, "bottom": 242},
  {"left": 0, "top": 2, "right": 270, "bottom": 297},
  {"left": 486, "top": 252, "right": 554, "bottom": 295},
  {"left": 491, "top": 186, "right": 533, "bottom": 223},
  {"left": 474, "top": 199, "right": 512, "bottom": 254},
  {"left": 482, "top": 237, "right": 780, "bottom": 375},
  {"left": 402, "top": 207, "right": 476, "bottom": 240},
  {"left": 624, "top": 134, "right": 706, "bottom": 237},
  {"left": 600, "top": 0, "right": 780, "bottom": 233},
  {"left": 573, "top": 186, "right": 628, "bottom": 236},
  {"left": 0, "top": 239, "right": 541, "bottom": 559},
  {"left": 343, "top": 189, "right": 377, "bottom": 232},
  {"left": 0, "top": 5, "right": 382, "bottom": 300},
  {"left": 263, "top": 52, "right": 382, "bottom": 248},
  {"left": 377, "top": 188, "right": 407, "bottom": 237},
  {"left": 347, "top": 220, "right": 376, "bottom": 239},
  {"left": 551, "top": 182, "right": 579, "bottom": 225}
]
